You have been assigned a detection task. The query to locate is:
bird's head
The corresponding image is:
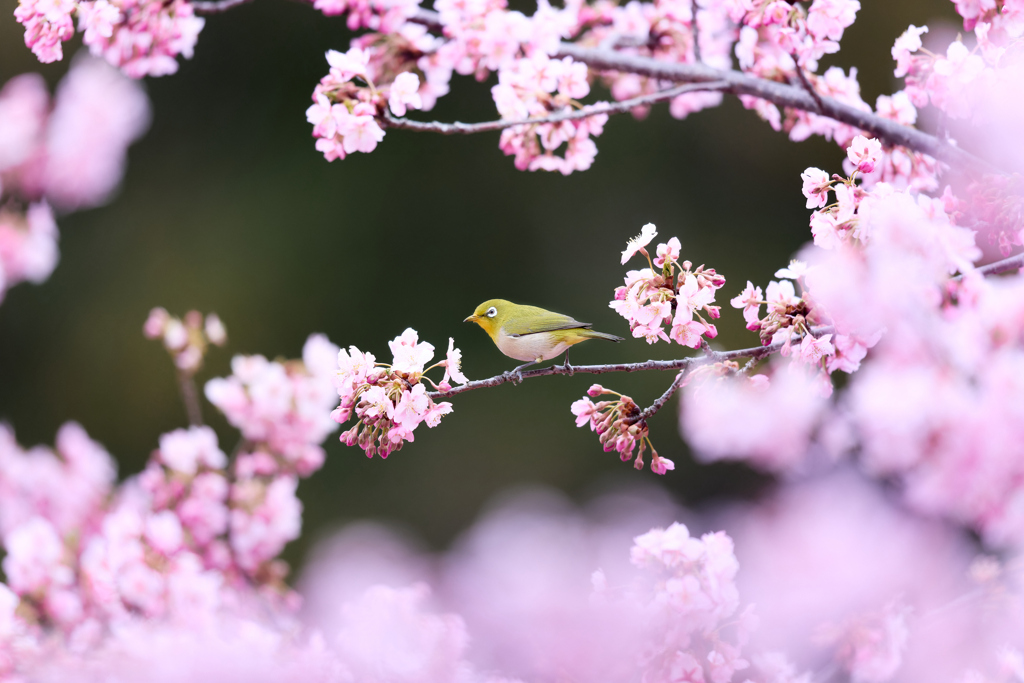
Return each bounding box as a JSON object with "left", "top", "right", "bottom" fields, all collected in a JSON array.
[{"left": 464, "top": 299, "right": 510, "bottom": 339}]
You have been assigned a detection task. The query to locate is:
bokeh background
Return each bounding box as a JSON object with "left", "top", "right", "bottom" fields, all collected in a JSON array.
[{"left": 0, "top": 0, "right": 958, "bottom": 566}]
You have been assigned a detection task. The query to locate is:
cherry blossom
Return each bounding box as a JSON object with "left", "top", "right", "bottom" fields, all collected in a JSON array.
[
  {"left": 332, "top": 329, "right": 466, "bottom": 458},
  {"left": 388, "top": 71, "right": 423, "bottom": 116},
  {"left": 144, "top": 308, "right": 227, "bottom": 374},
  {"left": 681, "top": 365, "right": 829, "bottom": 472},
  {"left": 621, "top": 222, "right": 657, "bottom": 265},
  {"left": 571, "top": 385, "right": 674, "bottom": 474},
  {"left": 613, "top": 225, "right": 725, "bottom": 347},
  {"left": 0, "top": 58, "right": 148, "bottom": 303},
  {"left": 846, "top": 135, "right": 882, "bottom": 174},
  {"left": 205, "top": 333, "right": 340, "bottom": 471}
]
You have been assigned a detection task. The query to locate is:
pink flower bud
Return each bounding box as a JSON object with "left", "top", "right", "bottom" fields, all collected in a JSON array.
[
  {"left": 163, "top": 319, "right": 188, "bottom": 351},
  {"left": 144, "top": 307, "right": 169, "bottom": 339},
  {"left": 204, "top": 313, "right": 227, "bottom": 346}
]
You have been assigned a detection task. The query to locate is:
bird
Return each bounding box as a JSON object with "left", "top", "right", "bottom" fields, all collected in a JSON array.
[{"left": 464, "top": 298, "right": 624, "bottom": 382}]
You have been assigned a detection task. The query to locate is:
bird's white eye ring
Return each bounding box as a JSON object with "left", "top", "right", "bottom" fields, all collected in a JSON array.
[{"left": 486, "top": 307, "right": 497, "bottom": 318}]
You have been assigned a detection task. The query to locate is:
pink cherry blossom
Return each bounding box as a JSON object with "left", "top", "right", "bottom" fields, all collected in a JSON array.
[
  {"left": 681, "top": 366, "right": 829, "bottom": 472},
  {"left": 654, "top": 236, "right": 681, "bottom": 268},
  {"left": 206, "top": 334, "right": 340, "bottom": 468},
  {"left": 801, "top": 167, "right": 832, "bottom": 209},
  {"left": 75, "top": 0, "right": 206, "bottom": 77},
  {"left": 388, "top": 328, "right": 435, "bottom": 375},
  {"left": 14, "top": 0, "right": 75, "bottom": 63},
  {"left": 892, "top": 24, "right": 928, "bottom": 79},
  {"left": 326, "top": 47, "right": 370, "bottom": 81},
  {"left": 442, "top": 337, "right": 469, "bottom": 386},
  {"left": 158, "top": 426, "right": 226, "bottom": 476},
  {"left": 388, "top": 71, "right": 423, "bottom": 116},
  {"left": 799, "top": 333, "right": 835, "bottom": 366},
  {"left": 342, "top": 115, "right": 386, "bottom": 154},
  {"left": 621, "top": 223, "right": 657, "bottom": 265},
  {"left": 846, "top": 135, "right": 882, "bottom": 175},
  {"left": 730, "top": 281, "right": 764, "bottom": 330},
  {"left": 3, "top": 516, "right": 69, "bottom": 594},
  {"left": 571, "top": 397, "right": 599, "bottom": 428}
]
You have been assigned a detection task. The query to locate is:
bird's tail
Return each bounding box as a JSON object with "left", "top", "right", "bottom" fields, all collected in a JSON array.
[{"left": 581, "top": 329, "right": 624, "bottom": 343}]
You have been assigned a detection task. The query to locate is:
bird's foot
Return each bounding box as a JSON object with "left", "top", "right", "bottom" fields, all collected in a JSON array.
[
  {"left": 502, "top": 370, "right": 524, "bottom": 385},
  {"left": 563, "top": 359, "right": 574, "bottom": 377}
]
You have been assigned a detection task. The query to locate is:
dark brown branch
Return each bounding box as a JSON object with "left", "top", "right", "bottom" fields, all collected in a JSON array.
[
  {"left": 630, "top": 369, "right": 689, "bottom": 425},
  {"left": 177, "top": 370, "right": 204, "bottom": 426},
  {"left": 382, "top": 81, "right": 730, "bottom": 134},
  {"left": 427, "top": 326, "right": 835, "bottom": 399}
]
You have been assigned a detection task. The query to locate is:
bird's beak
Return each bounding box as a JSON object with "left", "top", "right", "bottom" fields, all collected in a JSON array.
[{"left": 464, "top": 315, "right": 479, "bottom": 323}]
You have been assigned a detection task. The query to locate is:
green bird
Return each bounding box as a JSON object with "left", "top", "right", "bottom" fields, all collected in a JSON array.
[{"left": 464, "top": 298, "right": 624, "bottom": 381}]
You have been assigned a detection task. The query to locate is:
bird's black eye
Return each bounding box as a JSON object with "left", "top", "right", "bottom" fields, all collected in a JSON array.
[{"left": 486, "top": 307, "right": 497, "bottom": 318}]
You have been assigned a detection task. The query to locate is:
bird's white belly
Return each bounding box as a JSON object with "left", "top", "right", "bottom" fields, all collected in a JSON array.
[{"left": 496, "top": 329, "right": 571, "bottom": 363}]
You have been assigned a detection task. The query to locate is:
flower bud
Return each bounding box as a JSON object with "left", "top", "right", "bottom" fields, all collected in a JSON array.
[{"left": 205, "top": 314, "right": 227, "bottom": 346}]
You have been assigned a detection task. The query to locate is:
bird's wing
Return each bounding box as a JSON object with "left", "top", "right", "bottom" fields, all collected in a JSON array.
[{"left": 503, "top": 306, "right": 592, "bottom": 337}]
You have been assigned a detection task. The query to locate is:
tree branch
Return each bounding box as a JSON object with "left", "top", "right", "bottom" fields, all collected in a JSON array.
[
  {"left": 629, "top": 369, "right": 689, "bottom": 425},
  {"left": 428, "top": 326, "right": 835, "bottom": 399},
  {"left": 553, "top": 43, "right": 992, "bottom": 172},
  {"left": 406, "top": 8, "right": 991, "bottom": 172},
  {"left": 382, "top": 81, "right": 730, "bottom": 134},
  {"left": 958, "top": 251, "right": 1024, "bottom": 280},
  {"left": 177, "top": 370, "right": 204, "bottom": 426},
  {"left": 193, "top": 0, "right": 254, "bottom": 14}
]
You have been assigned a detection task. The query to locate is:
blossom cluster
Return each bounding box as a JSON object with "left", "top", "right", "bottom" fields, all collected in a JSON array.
[
  {"left": 306, "top": 47, "right": 402, "bottom": 160},
  {"left": 681, "top": 361, "right": 830, "bottom": 472},
  {"left": 294, "top": 0, "right": 968, "bottom": 181},
  {"left": 591, "top": 0, "right": 733, "bottom": 120},
  {"left": 611, "top": 223, "right": 726, "bottom": 347},
  {"left": 571, "top": 383, "right": 675, "bottom": 474},
  {"left": 680, "top": 104, "right": 1024, "bottom": 555},
  {"left": 0, "top": 58, "right": 149, "bottom": 304},
  {"left": 205, "top": 334, "right": 339, "bottom": 475},
  {"left": 960, "top": 173, "right": 1024, "bottom": 258},
  {"left": 15, "top": 0, "right": 204, "bottom": 76},
  {"left": 0, "top": 423, "right": 246, "bottom": 644},
  {"left": 332, "top": 328, "right": 468, "bottom": 458},
  {"left": 624, "top": 522, "right": 753, "bottom": 683},
  {"left": 492, "top": 53, "right": 607, "bottom": 174},
  {"left": 145, "top": 307, "right": 227, "bottom": 374},
  {"left": 10, "top": 0, "right": 1022, "bottom": 186},
  {"left": 0, "top": 311, "right": 358, "bottom": 655},
  {"left": 0, "top": 420, "right": 487, "bottom": 679}
]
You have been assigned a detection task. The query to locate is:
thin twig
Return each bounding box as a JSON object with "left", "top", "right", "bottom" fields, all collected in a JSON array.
[
  {"left": 690, "top": 0, "right": 701, "bottom": 64},
  {"left": 428, "top": 326, "right": 835, "bottom": 399},
  {"left": 177, "top": 370, "right": 204, "bottom": 426},
  {"left": 629, "top": 369, "right": 689, "bottom": 425},
  {"left": 793, "top": 66, "right": 824, "bottom": 114},
  {"left": 192, "top": 0, "right": 254, "bottom": 14},
  {"left": 382, "top": 81, "right": 731, "bottom": 134}
]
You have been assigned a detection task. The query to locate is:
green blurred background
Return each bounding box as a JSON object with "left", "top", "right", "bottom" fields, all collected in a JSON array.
[{"left": 0, "top": 0, "right": 957, "bottom": 565}]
